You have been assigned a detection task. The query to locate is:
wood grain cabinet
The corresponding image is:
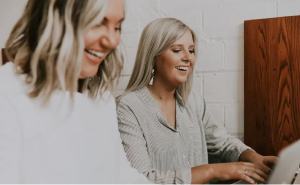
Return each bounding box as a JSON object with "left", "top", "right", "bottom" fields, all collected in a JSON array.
[{"left": 244, "top": 16, "right": 300, "bottom": 156}]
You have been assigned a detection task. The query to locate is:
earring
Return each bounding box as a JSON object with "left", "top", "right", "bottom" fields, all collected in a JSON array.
[{"left": 149, "top": 69, "right": 154, "bottom": 85}]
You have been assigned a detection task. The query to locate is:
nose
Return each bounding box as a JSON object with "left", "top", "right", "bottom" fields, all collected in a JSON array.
[
  {"left": 101, "top": 27, "right": 119, "bottom": 50},
  {"left": 182, "top": 50, "right": 192, "bottom": 63}
]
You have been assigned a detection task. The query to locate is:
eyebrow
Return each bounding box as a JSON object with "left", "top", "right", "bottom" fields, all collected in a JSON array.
[
  {"left": 171, "top": 44, "right": 195, "bottom": 47},
  {"left": 103, "top": 17, "right": 125, "bottom": 23}
]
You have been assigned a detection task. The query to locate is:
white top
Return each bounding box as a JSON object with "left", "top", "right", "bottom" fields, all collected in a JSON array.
[{"left": 0, "top": 62, "right": 149, "bottom": 183}]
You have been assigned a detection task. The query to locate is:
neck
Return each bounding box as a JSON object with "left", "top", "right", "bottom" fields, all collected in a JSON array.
[{"left": 147, "top": 76, "right": 176, "bottom": 102}]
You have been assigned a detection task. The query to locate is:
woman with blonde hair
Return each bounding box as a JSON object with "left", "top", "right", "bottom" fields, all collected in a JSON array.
[
  {"left": 0, "top": 0, "right": 149, "bottom": 183},
  {"left": 117, "top": 18, "right": 277, "bottom": 184}
]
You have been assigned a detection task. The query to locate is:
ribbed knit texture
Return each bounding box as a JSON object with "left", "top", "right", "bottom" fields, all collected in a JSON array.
[{"left": 117, "top": 86, "right": 252, "bottom": 184}]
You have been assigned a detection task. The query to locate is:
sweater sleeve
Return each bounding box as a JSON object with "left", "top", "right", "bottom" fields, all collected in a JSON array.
[
  {"left": 117, "top": 101, "right": 191, "bottom": 184},
  {"left": 0, "top": 93, "right": 22, "bottom": 183},
  {"left": 192, "top": 92, "right": 253, "bottom": 162},
  {"left": 106, "top": 99, "right": 149, "bottom": 184}
]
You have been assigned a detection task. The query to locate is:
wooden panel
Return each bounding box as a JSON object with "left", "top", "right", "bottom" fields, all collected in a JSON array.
[
  {"left": 244, "top": 18, "right": 273, "bottom": 155},
  {"left": 1, "top": 48, "right": 9, "bottom": 65},
  {"left": 244, "top": 16, "right": 300, "bottom": 156}
]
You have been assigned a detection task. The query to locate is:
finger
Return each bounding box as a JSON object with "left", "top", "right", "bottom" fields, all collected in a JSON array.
[
  {"left": 242, "top": 162, "right": 256, "bottom": 167},
  {"left": 250, "top": 166, "right": 268, "bottom": 180},
  {"left": 247, "top": 170, "right": 266, "bottom": 183},
  {"left": 265, "top": 156, "right": 278, "bottom": 164},
  {"left": 249, "top": 162, "right": 270, "bottom": 174},
  {"left": 243, "top": 163, "right": 269, "bottom": 175},
  {"left": 256, "top": 162, "right": 272, "bottom": 174},
  {"left": 264, "top": 156, "right": 278, "bottom": 168},
  {"left": 239, "top": 174, "right": 256, "bottom": 184}
]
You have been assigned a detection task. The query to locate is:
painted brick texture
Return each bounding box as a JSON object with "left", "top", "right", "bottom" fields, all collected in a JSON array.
[{"left": 1, "top": 0, "right": 300, "bottom": 139}]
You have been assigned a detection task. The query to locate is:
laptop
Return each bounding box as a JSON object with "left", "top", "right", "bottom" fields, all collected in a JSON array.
[
  {"left": 234, "top": 139, "right": 300, "bottom": 184},
  {"left": 293, "top": 169, "right": 300, "bottom": 184}
]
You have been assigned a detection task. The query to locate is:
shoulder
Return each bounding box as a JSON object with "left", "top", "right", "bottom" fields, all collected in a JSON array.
[
  {"left": 91, "top": 90, "right": 117, "bottom": 112},
  {"left": 0, "top": 69, "right": 21, "bottom": 127},
  {"left": 187, "top": 91, "right": 205, "bottom": 108},
  {"left": 186, "top": 91, "right": 208, "bottom": 119},
  {"left": 0, "top": 62, "right": 24, "bottom": 96},
  {"left": 115, "top": 89, "right": 149, "bottom": 117},
  {"left": 116, "top": 89, "right": 140, "bottom": 107},
  {"left": 100, "top": 90, "right": 116, "bottom": 105}
]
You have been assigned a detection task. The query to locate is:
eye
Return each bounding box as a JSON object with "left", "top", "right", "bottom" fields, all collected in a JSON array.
[
  {"left": 189, "top": 50, "right": 195, "bottom": 54},
  {"left": 94, "top": 23, "right": 102, "bottom": 28},
  {"left": 173, "top": 50, "right": 181, "bottom": 53},
  {"left": 115, "top": 27, "right": 122, "bottom": 31}
]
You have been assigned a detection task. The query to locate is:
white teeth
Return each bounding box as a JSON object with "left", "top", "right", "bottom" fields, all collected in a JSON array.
[
  {"left": 176, "top": 66, "right": 189, "bottom": 71},
  {"left": 85, "top": 49, "right": 104, "bottom": 58}
]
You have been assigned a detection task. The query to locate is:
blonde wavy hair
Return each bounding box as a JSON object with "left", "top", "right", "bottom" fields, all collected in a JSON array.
[
  {"left": 5, "top": 0, "right": 123, "bottom": 104},
  {"left": 125, "top": 18, "right": 197, "bottom": 104}
]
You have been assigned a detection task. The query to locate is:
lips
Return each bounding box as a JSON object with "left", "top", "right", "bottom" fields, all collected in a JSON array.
[
  {"left": 84, "top": 49, "right": 104, "bottom": 58},
  {"left": 175, "top": 66, "right": 189, "bottom": 71}
]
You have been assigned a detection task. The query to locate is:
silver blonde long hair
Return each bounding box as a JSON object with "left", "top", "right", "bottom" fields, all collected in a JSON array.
[
  {"left": 5, "top": 0, "right": 123, "bottom": 104},
  {"left": 125, "top": 18, "right": 197, "bottom": 104}
]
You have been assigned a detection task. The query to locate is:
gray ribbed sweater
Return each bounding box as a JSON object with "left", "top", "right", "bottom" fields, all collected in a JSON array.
[{"left": 117, "top": 86, "right": 251, "bottom": 184}]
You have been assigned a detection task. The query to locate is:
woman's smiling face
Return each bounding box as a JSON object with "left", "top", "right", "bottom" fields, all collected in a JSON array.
[
  {"left": 80, "top": 0, "right": 124, "bottom": 79},
  {"left": 154, "top": 30, "right": 195, "bottom": 87}
]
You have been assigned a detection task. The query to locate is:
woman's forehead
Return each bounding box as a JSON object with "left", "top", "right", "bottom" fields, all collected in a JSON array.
[
  {"left": 105, "top": 0, "right": 125, "bottom": 23},
  {"left": 172, "top": 31, "right": 195, "bottom": 47}
]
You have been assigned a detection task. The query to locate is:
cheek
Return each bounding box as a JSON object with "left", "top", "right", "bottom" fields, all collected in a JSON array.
[
  {"left": 84, "top": 32, "right": 92, "bottom": 46},
  {"left": 155, "top": 52, "right": 179, "bottom": 75},
  {"left": 190, "top": 56, "right": 196, "bottom": 68},
  {"left": 84, "top": 29, "right": 101, "bottom": 47},
  {"left": 191, "top": 60, "right": 195, "bottom": 68},
  {"left": 157, "top": 59, "right": 174, "bottom": 74},
  {"left": 115, "top": 33, "right": 121, "bottom": 45},
  {"left": 161, "top": 54, "right": 179, "bottom": 68}
]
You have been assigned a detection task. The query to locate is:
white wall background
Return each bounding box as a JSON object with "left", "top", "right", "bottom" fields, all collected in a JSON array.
[{"left": 1, "top": 0, "right": 300, "bottom": 140}]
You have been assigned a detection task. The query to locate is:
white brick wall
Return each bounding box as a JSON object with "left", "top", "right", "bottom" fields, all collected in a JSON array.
[
  {"left": 0, "top": 0, "right": 27, "bottom": 60},
  {"left": 195, "top": 41, "right": 224, "bottom": 71},
  {"left": 1, "top": 0, "right": 300, "bottom": 139}
]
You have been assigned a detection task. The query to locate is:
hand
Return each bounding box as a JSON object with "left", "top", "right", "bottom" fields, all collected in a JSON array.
[
  {"left": 239, "top": 150, "right": 278, "bottom": 175},
  {"left": 212, "top": 162, "right": 268, "bottom": 184}
]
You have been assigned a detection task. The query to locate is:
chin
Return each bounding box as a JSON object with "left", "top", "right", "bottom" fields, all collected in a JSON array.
[
  {"left": 174, "top": 80, "right": 186, "bottom": 88},
  {"left": 79, "top": 69, "right": 99, "bottom": 79},
  {"left": 177, "top": 77, "right": 188, "bottom": 85},
  {"left": 79, "top": 62, "right": 100, "bottom": 79}
]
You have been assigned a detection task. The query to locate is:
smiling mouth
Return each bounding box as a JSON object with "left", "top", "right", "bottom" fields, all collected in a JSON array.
[
  {"left": 175, "top": 66, "right": 189, "bottom": 71},
  {"left": 85, "top": 49, "right": 104, "bottom": 58}
]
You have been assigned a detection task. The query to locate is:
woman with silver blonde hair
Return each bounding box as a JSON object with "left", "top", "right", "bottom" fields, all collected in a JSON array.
[
  {"left": 125, "top": 18, "right": 195, "bottom": 103},
  {"left": 0, "top": 0, "right": 149, "bottom": 183},
  {"left": 117, "top": 18, "right": 277, "bottom": 184}
]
